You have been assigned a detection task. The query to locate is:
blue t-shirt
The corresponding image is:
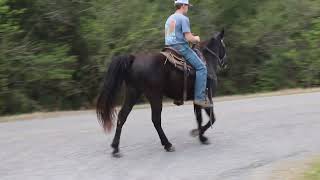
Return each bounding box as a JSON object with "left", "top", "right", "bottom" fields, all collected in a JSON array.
[{"left": 165, "top": 13, "right": 191, "bottom": 45}]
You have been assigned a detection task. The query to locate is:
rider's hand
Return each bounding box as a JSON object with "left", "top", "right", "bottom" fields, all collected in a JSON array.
[{"left": 194, "top": 36, "right": 201, "bottom": 43}]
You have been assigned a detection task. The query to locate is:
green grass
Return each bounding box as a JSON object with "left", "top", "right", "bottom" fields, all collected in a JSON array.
[{"left": 304, "top": 159, "right": 320, "bottom": 180}]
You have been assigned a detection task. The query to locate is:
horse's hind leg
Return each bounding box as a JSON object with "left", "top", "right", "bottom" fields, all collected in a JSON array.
[
  {"left": 111, "top": 87, "right": 140, "bottom": 157},
  {"left": 146, "top": 93, "right": 174, "bottom": 152}
]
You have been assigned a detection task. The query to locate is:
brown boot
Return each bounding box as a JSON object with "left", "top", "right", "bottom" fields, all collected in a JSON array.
[{"left": 194, "top": 99, "right": 213, "bottom": 108}]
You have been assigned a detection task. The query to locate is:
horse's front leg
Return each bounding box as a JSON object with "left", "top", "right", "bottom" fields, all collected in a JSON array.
[
  {"left": 194, "top": 78, "right": 217, "bottom": 143},
  {"left": 202, "top": 106, "right": 216, "bottom": 133},
  {"left": 192, "top": 105, "right": 210, "bottom": 144}
]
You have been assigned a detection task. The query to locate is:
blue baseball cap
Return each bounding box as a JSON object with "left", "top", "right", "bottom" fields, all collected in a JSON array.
[{"left": 174, "top": 0, "right": 193, "bottom": 7}]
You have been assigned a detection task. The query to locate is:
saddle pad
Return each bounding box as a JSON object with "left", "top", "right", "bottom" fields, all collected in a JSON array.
[{"left": 160, "top": 51, "right": 194, "bottom": 73}]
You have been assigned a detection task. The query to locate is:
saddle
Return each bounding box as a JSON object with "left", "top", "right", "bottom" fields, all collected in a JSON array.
[
  {"left": 160, "top": 46, "right": 207, "bottom": 106},
  {"left": 160, "top": 46, "right": 206, "bottom": 74}
]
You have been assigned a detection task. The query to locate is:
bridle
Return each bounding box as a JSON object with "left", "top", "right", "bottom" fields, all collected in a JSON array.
[{"left": 204, "top": 39, "right": 227, "bottom": 69}]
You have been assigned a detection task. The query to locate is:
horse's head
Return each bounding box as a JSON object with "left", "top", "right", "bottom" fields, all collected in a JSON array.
[{"left": 202, "top": 29, "right": 228, "bottom": 70}]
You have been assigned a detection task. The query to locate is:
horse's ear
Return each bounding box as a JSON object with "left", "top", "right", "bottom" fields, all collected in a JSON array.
[{"left": 219, "top": 28, "right": 225, "bottom": 39}]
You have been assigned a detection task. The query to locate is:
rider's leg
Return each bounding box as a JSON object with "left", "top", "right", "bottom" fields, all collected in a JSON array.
[{"left": 171, "top": 44, "right": 211, "bottom": 107}]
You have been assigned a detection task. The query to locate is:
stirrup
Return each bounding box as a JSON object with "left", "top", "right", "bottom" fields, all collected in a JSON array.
[{"left": 173, "top": 100, "right": 184, "bottom": 106}]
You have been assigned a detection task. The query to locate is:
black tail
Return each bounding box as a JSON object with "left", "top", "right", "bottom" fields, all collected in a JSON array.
[{"left": 96, "top": 55, "right": 135, "bottom": 132}]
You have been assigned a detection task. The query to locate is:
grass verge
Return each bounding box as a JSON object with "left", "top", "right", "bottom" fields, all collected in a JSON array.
[{"left": 303, "top": 158, "right": 320, "bottom": 180}]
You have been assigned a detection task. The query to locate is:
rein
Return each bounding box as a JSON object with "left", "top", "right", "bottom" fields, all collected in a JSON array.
[{"left": 204, "top": 46, "right": 226, "bottom": 68}]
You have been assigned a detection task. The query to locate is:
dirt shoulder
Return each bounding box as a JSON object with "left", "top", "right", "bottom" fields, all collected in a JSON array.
[
  {"left": 1, "top": 87, "right": 320, "bottom": 123},
  {"left": 267, "top": 156, "right": 320, "bottom": 180}
]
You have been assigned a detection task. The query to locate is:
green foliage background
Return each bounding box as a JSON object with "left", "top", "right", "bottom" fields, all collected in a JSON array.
[{"left": 0, "top": 0, "right": 319, "bottom": 115}]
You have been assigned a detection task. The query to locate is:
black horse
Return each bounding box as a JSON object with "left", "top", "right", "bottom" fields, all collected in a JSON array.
[{"left": 97, "top": 29, "right": 227, "bottom": 157}]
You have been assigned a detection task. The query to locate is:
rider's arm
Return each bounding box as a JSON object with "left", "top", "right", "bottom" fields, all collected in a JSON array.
[
  {"left": 184, "top": 32, "right": 200, "bottom": 44},
  {"left": 181, "top": 17, "right": 200, "bottom": 44}
]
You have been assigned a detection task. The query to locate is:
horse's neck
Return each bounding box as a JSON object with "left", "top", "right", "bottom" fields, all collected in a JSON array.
[
  {"left": 204, "top": 53, "right": 218, "bottom": 70},
  {"left": 200, "top": 48, "right": 218, "bottom": 78}
]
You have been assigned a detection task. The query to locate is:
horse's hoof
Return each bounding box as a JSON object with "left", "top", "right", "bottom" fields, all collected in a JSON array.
[
  {"left": 165, "top": 145, "right": 176, "bottom": 152},
  {"left": 112, "top": 149, "right": 122, "bottom": 158},
  {"left": 190, "top": 129, "right": 199, "bottom": 137},
  {"left": 201, "top": 139, "right": 211, "bottom": 145},
  {"left": 112, "top": 152, "right": 122, "bottom": 158},
  {"left": 200, "top": 136, "right": 210, "bottom": 145}
]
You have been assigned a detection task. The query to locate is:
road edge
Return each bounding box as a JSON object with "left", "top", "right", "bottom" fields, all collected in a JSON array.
[{"left": 1, "top": 87, "right": 320, "bottom": 123}]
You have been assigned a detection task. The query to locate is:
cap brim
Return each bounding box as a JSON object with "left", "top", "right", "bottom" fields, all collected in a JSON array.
[{"left": 174, "top": 2, "right": 193, "bottom": 7}]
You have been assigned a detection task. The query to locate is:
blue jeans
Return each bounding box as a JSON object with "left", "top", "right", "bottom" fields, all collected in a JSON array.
[{"left": 171, "top": 43, "right": 207, "bottom": 101}]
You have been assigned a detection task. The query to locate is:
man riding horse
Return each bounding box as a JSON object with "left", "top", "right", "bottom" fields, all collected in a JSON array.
[
  {"left": 96, "top": 0, "right": 227, "bottom": 157},
  {"left": 165, "top": 0, "right": 212, "bottom": 108}
]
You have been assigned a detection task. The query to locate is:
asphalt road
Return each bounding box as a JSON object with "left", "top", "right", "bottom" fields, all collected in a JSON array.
[{"left": 1, "top": 92, "right": 320, "bottom": 180}]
